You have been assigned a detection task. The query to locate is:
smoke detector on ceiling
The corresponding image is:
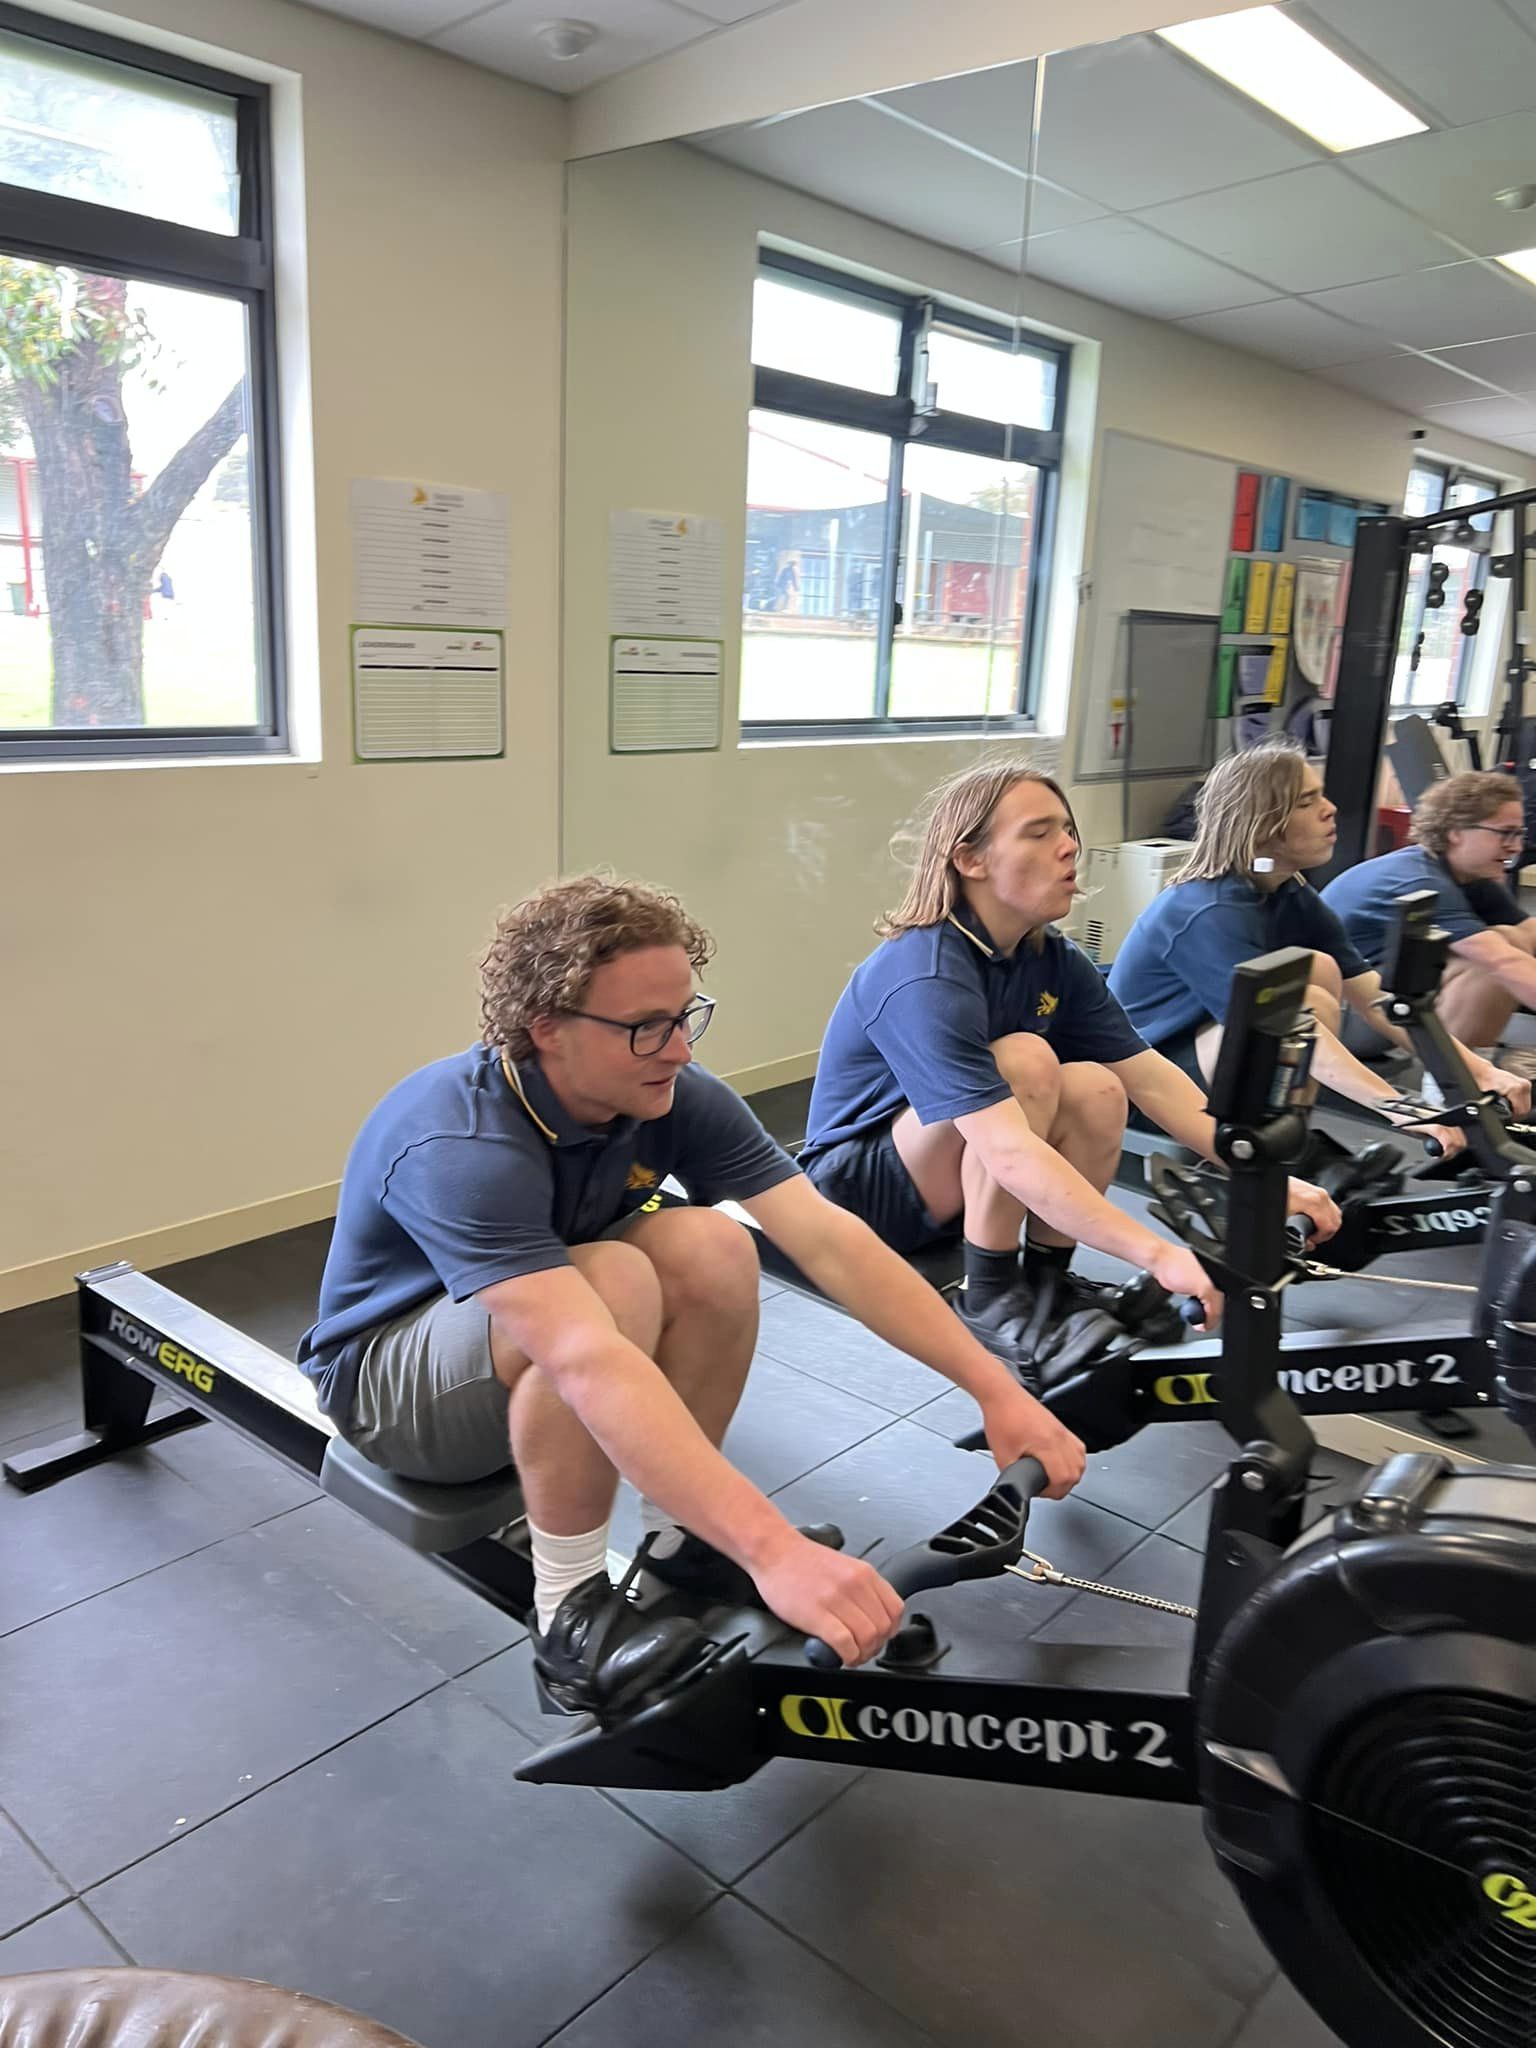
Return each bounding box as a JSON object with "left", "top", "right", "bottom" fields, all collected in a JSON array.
[
  {"left": 1494, "top": 184, "right": 1536, "bottom": 211},
  {"left": 534, "top": 19, "right": 599, "bottom": 60}
]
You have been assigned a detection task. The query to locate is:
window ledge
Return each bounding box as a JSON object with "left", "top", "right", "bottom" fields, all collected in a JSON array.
[
  {"left": 0, "top": 746, "right": 319, "bottom": 776},
  {"left": 740, "top": 719, "right": 1042, "bottom": 751}
]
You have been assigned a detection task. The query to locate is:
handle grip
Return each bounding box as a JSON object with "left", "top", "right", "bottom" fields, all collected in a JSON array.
[
  {"left": 803, "top": 1456, "right": 1049, "bottom": 1669},
  {"left": 1179, "top": 1296, "right": 1206, "bottom": 1327}
]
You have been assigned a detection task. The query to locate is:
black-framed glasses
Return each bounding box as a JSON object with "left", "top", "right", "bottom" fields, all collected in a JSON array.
[
  {"left": 1470, "top": 824, "right": 1526, "bottom": 847},
  {"left": 562, "top": 995, "right": 717, "bottom": 1056}
]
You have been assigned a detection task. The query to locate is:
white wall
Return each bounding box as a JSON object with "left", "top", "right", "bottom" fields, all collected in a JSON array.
[
  {"left": 562, "top": 140, "right": 1531, "bottom": 1079},
  {"left": 1, "top": 0, "right": 567, "bottom": 1305}
]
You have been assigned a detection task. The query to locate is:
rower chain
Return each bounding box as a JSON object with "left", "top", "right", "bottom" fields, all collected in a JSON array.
[{"left": 1006, "top": 1552, "right": 1198, "bottom": 1619}]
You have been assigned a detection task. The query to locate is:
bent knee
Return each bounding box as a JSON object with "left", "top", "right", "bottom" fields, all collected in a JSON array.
[
  {"left": 1054, "top": 1061, "right": 1127, "bottom": 1130},
  {"left": 635, "top": 1206, "right": 761, "bottom": 1314},
  {"left": 992, "top": 1031, "right": 1062, "bottom": 1096},
  {"left": 1310, "top": 952, "right": 1344, "bottom": 998},
  {"left": 1306, "top": 980, "right": 1343, "bottom": 1031},
  {"left": 570, "top": 1238, "right": 664, "bottom": 1343}
]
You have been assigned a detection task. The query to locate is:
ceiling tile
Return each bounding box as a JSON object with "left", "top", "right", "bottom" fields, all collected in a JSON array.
[
  {"left": 304, "top": 0, "right": 482, "bottom": 33},
  {"left": 1421, "top": 394, "right": 1536, "bottom": 439},
  {"left": 672, "top": 0, "right": 780, "bottom": 19},
  {"left": 1033, "top": 34, "right": 1318, "bottom": 212},
  {"left": 1023, "top": 216, "right": 1274, "bottom": 320},
  {"left": 980, "top": 182, "right": 1114, "bottom": 250},
  {"left": 1346, "top": 111, "right": 1536, "bottom": 258},
  {"left": 874, "top": 61, "right": 1040, "bottom": 175},
  {"left": 1501, "top": 432, "right": 1536, "bottom": 453},
  {"left": 1306, "top": 0, "right": 1536, "bottom": 126},
  {"left": 1306, "top": 262, "right": 1536, "bottom": 347},
  {"left": 434, "top": 0, "right": 698, "bottom": 88},
  {"left": 1318, "top": 352, "right": 1504, "bottom": 410},
  {"left": 1138, "top": 165, "right": 1455, "bottom": 295},
  {"left": 1499, "top": 0, "right": 1536, "bottom": 32},
  {"left": 1177, "top": 295, "right": 1385, "bottom": 367},
  {"left": 1432, "top": 331, "right": 1536, "bottom": 389},
  {"left": 698, "top": 102, "right": 1034, "bottom": 253}
]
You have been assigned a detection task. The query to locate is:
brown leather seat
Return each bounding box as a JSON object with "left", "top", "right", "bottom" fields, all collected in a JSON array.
[{"left": 0, "top": 1968, "right": 426, "bottom": 2046}]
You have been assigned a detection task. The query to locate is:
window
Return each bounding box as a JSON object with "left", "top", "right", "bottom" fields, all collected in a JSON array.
[
  {"left": 742, "top": 253, "right": 1068, "bottom": 736},
  {"left": 0, "top": 5, "right": 282, "bottom": 761},
  {"left": 1389, "top": 458, "right": 1500, "bottom": 712}
]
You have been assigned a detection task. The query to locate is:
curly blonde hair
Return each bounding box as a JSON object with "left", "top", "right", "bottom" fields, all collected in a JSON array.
[
  {"left": 1410, "top": 771, "right": 1523, "bottom": 859},
  {"left": 480, "top": 875, "right": 715, "bottom": 1060}
]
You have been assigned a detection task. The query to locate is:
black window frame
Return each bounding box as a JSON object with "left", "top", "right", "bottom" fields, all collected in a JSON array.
[
  {"left": 0, "top": 0, "right": 285, "bottom": 764},
  {"left": 1390, "top": 455, "right": 1500, "bottom": 714},
  {"left": 743, "top": 250, "right": 1068, "bottom": 743}
]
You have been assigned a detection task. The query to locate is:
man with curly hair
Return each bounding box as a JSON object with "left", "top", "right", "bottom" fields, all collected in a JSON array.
[
  {"left": 299, "top": 875, "right": 1084, "bottom": 1717},
  {"left": 1323, "top": 771, "right": 1536, "bottom": 1080}
]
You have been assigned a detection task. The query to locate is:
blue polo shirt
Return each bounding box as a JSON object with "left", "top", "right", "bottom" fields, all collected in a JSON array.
[
  {"left": 1108, "top": 875, "right": 1369, "bottom": 1047},
  {"left": 1322, "top": 845, "right": 1520, "bottom": 970},
  {"left": 298, "top": 1048, "right": 797, "bottom": 1420},
  {"left": 802, "top": 905, "right": 1145, "bottom": 1162}
]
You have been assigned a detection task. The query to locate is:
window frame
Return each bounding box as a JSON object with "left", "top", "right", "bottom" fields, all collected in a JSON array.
[
  {"left": 1390, "top": 456, "right": 1499, "bottom": 713},
  {"left": 0, "top": 0, "right": 285, "bottom": 763},
  {"left": 743, "top": 250, "right": 1068, "bottom": 742}
]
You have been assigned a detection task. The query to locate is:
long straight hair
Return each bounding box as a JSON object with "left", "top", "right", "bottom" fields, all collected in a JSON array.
[
  {"left": 878, "top": 756, "right": 1080, "bottom": 938},
  {"left": 1176, "top": 741, "right": 1309, "bottom": 884}
]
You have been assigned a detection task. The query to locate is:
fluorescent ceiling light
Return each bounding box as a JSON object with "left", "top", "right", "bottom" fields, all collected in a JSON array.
[
  {"left": 1497, "top": 248, "right": 1536, "bottom": 288},
  {"left": 1157, "top": 7, "right": 1427, "bottom": 153}
]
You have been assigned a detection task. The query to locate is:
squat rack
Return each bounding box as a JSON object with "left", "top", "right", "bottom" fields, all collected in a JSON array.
[{"left": 1324, "top": 482, "right": 1536, "bottom": 874}]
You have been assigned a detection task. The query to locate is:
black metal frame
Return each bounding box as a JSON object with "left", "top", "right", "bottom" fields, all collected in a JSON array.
[
  {"left": 0, "top": 0, "right": 285, "bottom": 763},
  {"left": 743, "top": 249, "right": 1068, "bottom": 742},
  {"left": 1324, "top": 483, "right": 1536, "bottom": 874}
]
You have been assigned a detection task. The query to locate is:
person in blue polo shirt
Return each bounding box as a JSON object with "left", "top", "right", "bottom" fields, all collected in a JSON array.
[
  {"left": 1110, "top": 744, "right": 1524, "bottom": 1144},
  {"left": 802, "top": 759, "right": 1341, "bottom": 1372},
  {"left": 300, "top": 875, "right": 1083, "bottom": 1714},
  {"left": 1322, "top": 770, "right": 1536, "bottom": 1079}
]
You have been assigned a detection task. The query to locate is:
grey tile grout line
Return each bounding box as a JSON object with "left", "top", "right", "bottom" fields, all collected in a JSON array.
[
  {"left": 0, "top": 1801, "right": 79, "bottom": 1915},
  {"left": 71, "top": 1675, "right": 465, "bottom": 1903},
  {"left": 534, "top": 1891, "right": 721, "bottom": 2048},
  {"left": 731, "top": 1885, "right": 952, "bottom": 2044},
  {"left": 1212, "top": 1967, "right": 1286, "bottom": 2048}
]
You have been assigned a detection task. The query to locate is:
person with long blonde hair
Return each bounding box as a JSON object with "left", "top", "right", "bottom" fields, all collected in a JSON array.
[
  {"left": 801, "top": 755, "right": 1342, "bottom": 1376},
  {"left": 1110, "top": 743, "right": 1524, "bottom": 1141}
]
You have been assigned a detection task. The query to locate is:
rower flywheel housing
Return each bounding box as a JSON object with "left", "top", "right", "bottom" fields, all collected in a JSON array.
[{"left": 1199, "top": 1466, "right": 1536, "bottom": 2048}]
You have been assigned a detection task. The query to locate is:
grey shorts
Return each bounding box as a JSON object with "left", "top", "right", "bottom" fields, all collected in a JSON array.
[{"left": 346, "top": 1292, "right": 511, "bottom": 1484}]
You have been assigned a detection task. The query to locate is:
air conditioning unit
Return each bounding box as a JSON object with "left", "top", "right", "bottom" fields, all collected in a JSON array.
[{"left": 1076, "top": 839, "right": 1188, "bottom": 965}]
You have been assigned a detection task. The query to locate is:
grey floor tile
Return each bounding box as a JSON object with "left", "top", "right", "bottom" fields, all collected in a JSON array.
[
  {"left": 721, "top": 1351, "right": 894, "bottom": 1493},
  {"left": 0, "top": 1294, "right": 76, "bottom": 1380},
  {"left": 1073, "top": 1423, "right": 1233, "bottom": 1531},
  {"left": 1228, "top": 1972, "right": 1344, "bottom": 2047},
  {"left": 907, "top": 1385, "right": 979, "bottom": 1445},
  {"left": 90, "top": 1687, "right": 715, "bottom": 2048},
  {"left": 756, "top": 1291, "right": 948, "bottom": 1415},
  {"left": 1159, "top": 1488, "right": 1213, "bottom": 1552},
  {"left": 0, "top": 1532, "right": 440, "bottom": 1889},
  {"left": 547, "top": 1895, "right": 936, "bottom": 2046},
  {"left": 461, "top": 1640, "right": 861, "bottom": 1885},
  {"left": 743, "top": 1770, "right": 1271, "bottom": 2048},
  {"left": 148, "top": 1422, "right": 322, "bottom": 1525},
  {"left": 0, "top": 1451, "right": 255, "bottom": 1637},
  {"left": 0, "top": 1812, "right": 66, "bottom": 1938},
  {"left": 255, "top": 1497, "right": 524, "bottom": 1675},
  {"left": 0, "top": 1903, "right": 126, "bottom": 1973}
]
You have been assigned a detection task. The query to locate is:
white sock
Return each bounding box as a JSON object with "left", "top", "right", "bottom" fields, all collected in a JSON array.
[
  {"left": 1419, "top": 1071, "right": 1446, "bottom": 1109},
  {"left": 637, "top": 1496, "right": 687, "bottom": 1559},
  {"left": 530, "top": 1520, "right": 611, "bottom": 1635}
]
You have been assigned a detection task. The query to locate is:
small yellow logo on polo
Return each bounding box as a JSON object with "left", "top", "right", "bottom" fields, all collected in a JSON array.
[
  {"left": 1036, "top": 991, "right": 1059, "bottom": 1018},
  {"left": 627, "top": 1163, "right": 659, "bottom": 1191}
]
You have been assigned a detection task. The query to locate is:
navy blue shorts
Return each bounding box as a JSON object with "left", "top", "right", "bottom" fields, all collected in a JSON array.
[{"left": 803, "top": 1124, "right": 956, "bottom": 1256}]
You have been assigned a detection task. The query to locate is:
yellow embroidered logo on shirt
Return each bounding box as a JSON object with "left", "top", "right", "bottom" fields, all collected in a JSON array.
[
  {"left": 627, "top": 1163, "right": 659, "bottom": 1191},
  {"left": 1036, "top": 991, "right": 1059, "bottom": 1018}
]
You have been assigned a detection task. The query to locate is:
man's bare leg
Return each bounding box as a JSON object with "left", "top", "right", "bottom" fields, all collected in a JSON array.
[{"left": 1438, "top": 955, "right": 1519, "bottom": 1052}]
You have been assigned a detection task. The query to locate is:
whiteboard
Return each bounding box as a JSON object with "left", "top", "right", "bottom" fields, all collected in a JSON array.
[{"left": 1074, "top": 433, "right": 1236, "bottom": 782}]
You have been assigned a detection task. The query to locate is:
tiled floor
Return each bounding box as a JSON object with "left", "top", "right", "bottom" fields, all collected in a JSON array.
[{"left": 0, "top": 1096, "right": 1504, "bottom": 2047}]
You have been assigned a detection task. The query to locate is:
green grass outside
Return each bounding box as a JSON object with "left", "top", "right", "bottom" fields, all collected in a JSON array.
[{"left": 0, "top": 612, "right": 258, "bottom": 729}]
